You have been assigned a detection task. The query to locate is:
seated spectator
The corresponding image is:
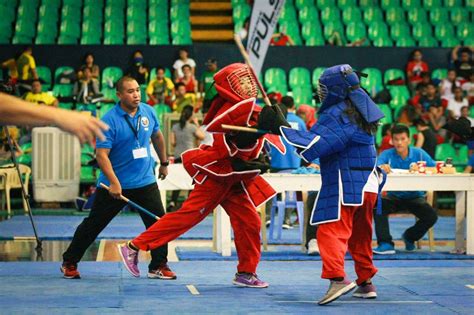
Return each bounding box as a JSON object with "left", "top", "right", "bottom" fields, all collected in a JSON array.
[
  {"left": 125, "top": 50, "right": 149, "bottom": 85},
  {"left": 173, "top": 48, "right": 196, "bottom": 80},
  {"left": 373, "top": 124, "right": 438, "bottom": 254},
  {"left": 327, "top": 31, "right": 366, "bottom": 47},
  {"left": 1, "top": 54, "right": 19, "bottom": 84},
  {"left": 78, "top": 53, "right": 100, "bottom": 81},
  {"left": 439, "top": 69, "right": 461, "bottom": 100},
  {"left": 16, "top": 46, "right": 38, "bottom": 94},
  {"left": 172, "top": 82, "right": 195, "bottom": 113},
  {"left": 146, "top": 66, "right": 174, "bottom": 106},
  {"left": 168, "top": 105, "right": 205, "bottom": 211},
  {"left": 464, "top": 153, "right": 474, "bottom": 173},
  {"left": 270, "top": 32, "right": 295, "bottom": 46},
  {"left": 461, "top": 72, "right": 474, "bottom": 105},
  {"left": 417, "top": 83, "right": 443, "bottom": 112},
  {"left": 199, "top": 58, "right": 218, "bottom": 114},
  {"left": 413, "top": 118, "right": 437, "bottom": 159},
  {"left": 296, "top": 104, "right": 317, "bottom": 130},
  {"left": 406, "top": 49, "right": 429, "bottom": 94},
  {"left": 461, "top": 105, "right": 474, "bottom": 126},
  {"left": 427, "top": 104, "right": 447, "bottom": 139},
  {"left": 23, "top": 79, "right": 58, "bottom": 107},
  {"left": 447, "top": 86, "right": 469, "bottom": 119},
  {"left": 73, "top": 68, "right": 102, "bottom": 104},
  {"left": 176, "top": 65, "right": 198, "bottom": 94},
  {"left": 451, "top": 46, "right": 474, "bottom": 81},
  {"left": 379, "top": 123, "right": 394, "bottom": 153}
]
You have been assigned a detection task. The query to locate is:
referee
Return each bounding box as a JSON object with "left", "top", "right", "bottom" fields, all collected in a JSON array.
[{"left": 61, "top": 76, "right": 175, "bottom": 280}]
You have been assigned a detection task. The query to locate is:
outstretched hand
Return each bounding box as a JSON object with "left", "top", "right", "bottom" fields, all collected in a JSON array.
[
  {"left": 258, "top": 105, "right": 290, "bottom": 135},
  {"left": 54, "top": 110, "right": 109, "bottom": 145}
]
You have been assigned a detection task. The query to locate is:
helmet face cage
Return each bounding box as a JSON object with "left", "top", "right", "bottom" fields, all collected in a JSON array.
[
  {"left": 317, "top": 81, "right": 328, "bottom": 103},
  {"left": 227, "top": 65, "right": 258, "bottom": 99}
]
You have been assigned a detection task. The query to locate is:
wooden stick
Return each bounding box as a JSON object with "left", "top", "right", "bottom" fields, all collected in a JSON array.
[
  {"left": 233, "top": 34, "right": 272, "bottom": 107},
  {"left": 221, "top": 124, "right": 269, "bottom": 134}
]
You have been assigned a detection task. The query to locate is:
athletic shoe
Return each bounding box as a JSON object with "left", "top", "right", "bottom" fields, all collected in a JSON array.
[
  {"left": 60, "top": 262, "right": 81, "bottom": 279},
  {"left": 318, "top": 278, "right": 356, "bottom": 305},
  {"left": 148, "top": 264, "right": 177, "bottom": 280},
  {"left": 232, "top": 273, "right": 269, "bottom": 288},
  {"left": 307, "top": 239, "right": 320, "bottom": 255},
  {"left": 117, "top": 243, "right": 140, "bottom": 277},
  {"left": 373, "top": 242, "right": 396, "bottom": 255},
  {"left": 353, "top": 283, "right": 377, "bottom": 299},
  {"left": 402, "top": 232, "right": 416, "bottom": 251}
]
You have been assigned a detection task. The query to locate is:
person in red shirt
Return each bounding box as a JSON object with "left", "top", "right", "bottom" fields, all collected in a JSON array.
[
  {"left": 270, "top": 32, "right": 295, "bottom": 46},
  {"left": 406, "top": 49, "right": 429, "bottom": 94},
  {"left": 176, "top": 64, "right": 198, "bottom": 94}
]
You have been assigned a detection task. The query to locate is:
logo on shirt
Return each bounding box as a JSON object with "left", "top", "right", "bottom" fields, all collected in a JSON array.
[{"left": 141, "top": 117, "right": 149, "bottom": 128}]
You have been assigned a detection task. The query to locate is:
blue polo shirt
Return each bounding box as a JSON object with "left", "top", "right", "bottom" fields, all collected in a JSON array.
[
  {"left": 468, "top": 154, "right": 474, "bottom": 169},
  {"left": 270, "top": 112, "right": 306, "bottom": 170},
  {"left": 96, "top": 102, "right": 160, "bottom": 189},
  {"left": 377, "top": 146, "right": 436, "bottom": 199}
]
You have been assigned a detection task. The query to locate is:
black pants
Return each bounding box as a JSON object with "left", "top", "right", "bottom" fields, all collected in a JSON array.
[
  {"left": 63, "top": 183, "right": 168, "bottom": 271},
  {"left": 305, "top": 191, "right": 319, "bottom": 248},
  {"left": 373, "top": 196, "right": 438, "bottom": 246}
]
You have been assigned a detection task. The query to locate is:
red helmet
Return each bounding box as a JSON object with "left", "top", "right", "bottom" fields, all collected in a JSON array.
[{"left": 214, "top": 63, "right": 258, "bottom": 103}]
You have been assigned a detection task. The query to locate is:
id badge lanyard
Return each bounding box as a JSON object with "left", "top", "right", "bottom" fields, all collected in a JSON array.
[{"left": 124, "top": 114, "right": 142, "bottom": 148}]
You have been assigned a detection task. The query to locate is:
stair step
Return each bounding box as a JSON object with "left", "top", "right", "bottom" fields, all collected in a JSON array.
[
  {"left": 191, "top": 29, "right": 234, "bottom": 41},
  {"left": 190, "top": 15, "right": 233, "bottom": 25},
  {"left": 190, "top": 2, "right": 232, "bottom": 11}
]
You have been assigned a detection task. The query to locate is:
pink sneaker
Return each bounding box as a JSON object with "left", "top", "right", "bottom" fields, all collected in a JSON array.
[
  {"left": 353, "top": 283, "right": 377, "bottom": 299},
  {"left": 117, "top": 243, "right": 140, "bottom": 277},
  {"left": 232, "top": 273, "right": 269, "bottom": 288}
]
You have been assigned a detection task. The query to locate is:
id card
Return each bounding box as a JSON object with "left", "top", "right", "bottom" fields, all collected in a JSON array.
[{"left": 132, "top": 147, "right": 148, "bottom": 159}]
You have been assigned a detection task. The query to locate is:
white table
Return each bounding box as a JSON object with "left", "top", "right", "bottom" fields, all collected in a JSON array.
[{"left": 158, "top": 165, "right": 474, "bottom": 255}]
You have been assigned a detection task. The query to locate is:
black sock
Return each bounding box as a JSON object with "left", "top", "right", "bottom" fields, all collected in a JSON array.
[
  {"left": 331, "top": 277, "right": 344, "bottom": 282},
  {"left": 127, "top": 241, "right": 139, "bottom": 251}
]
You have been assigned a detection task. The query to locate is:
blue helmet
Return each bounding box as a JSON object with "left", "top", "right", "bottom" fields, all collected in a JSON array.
[{"left": 318, "top": 64, "right": 360, "bottom": 107}]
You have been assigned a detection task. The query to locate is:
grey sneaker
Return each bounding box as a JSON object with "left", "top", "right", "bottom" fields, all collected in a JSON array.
[
  {"left": 307, "top": 239, "right": 320, "bottom": 256},
  {"left": 232, "top": 273, "right": 269, "bottom": 288},
  {"left": 353, "top": 283, "right": 377, "bottom": 299},
  {"left": 318, "top": 278, "right": 356, "bottom": 305},
  {"left": 117, "top": 243, "right": 140, "bottom": 277}
]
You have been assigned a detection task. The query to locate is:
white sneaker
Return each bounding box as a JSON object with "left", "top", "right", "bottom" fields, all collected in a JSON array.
[{"left": 307, "top": 239, "right": 319, "bottom": 255}]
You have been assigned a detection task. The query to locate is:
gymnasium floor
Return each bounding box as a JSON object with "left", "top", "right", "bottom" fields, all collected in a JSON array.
[{"left": 0, "top": 211, "right": 473, "bottom": 314}]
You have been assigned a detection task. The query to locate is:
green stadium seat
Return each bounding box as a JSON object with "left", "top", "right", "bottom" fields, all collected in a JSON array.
[
  {"left": 52, "top": 84, "right": 74, "bottom": 98},
  {"left": 407, "top": 8, "right": 428, "bottom": 25},
  {"left": 429, "top": 8, "right": 449, "bottom": 25},
  {"left": 54, "top": 66, "right": 75, "bottom": 84},
  {"left": 154, "top": 104, "right": 171, "bottom": 126},
  {"left": 456, "top": 22, "right": 474, "bottom": 41},
  {"left": 171, "top": 21, "right": 191, "bottom": 37},
  {"left": 301, "top": 21, "right": 323, "bottom": 40},
  {"left": 412, "top": 23, "right": 433, "bottom": 41},
  {"left": 105, "top": 6, "right": 125, "bottom": 20},
  {"left": 83, "top": 6, "right": 103, "bottom": 21},
  {"left": 299, "top": 6, "right": 319, "bottom": 24},
  {"left": 106, "top": 0, "right": 125, "bottom": 7},
  {"left": 450, "top": 8, "right": 468, "bottom": 25},
  {"left": 172, "top": 34, "right": 192, "bottom": 45},
  {"left": 363, "top": 7, "right": 384, "bottom": 25},
  {"left": 63, "top": 0, "right": 83, "bottom": 8},
  {"left": 390, "top": 23, "right": 411, "bottom": 41},
  {"left": 359, "top": 0, "right": 378, "bottom": 8},
  {"left": 361, "top": 68, "right": 383, "bottom": 96},
  {"left": 378, "top": 104, "right": 393, "bottom": 124},
  {"left": 38, "top": 4, "right": 59, "bottom": 20},
  {"left": 102, "top": 67, "right": 123, "bottom": 88},
  {"left": 372, "top": 36, "right": 393, "bottom": 47},
  {"left": 127, "top": 35, "right": 147, "bottom": 45},
  {"left": 61, "top": 5, "right": 81, "bottom": 22},
  {"left": 384, "top": 68, "right": 405, "bottom": 85},
  {"left": 37, "top": 19, "right": 58, "bottom": 38},
  {"left": 279, "top": 5, "right": 297, "bottom": 22},
  {"left": 305, "top": 35, "right": 325, "bottom": 46},
  {"left": 321, "top": 7, "right": 340, "bottom": 25},
  {"left": 323, "top": 21, "right": 345, "bottom": 40},
  {"left": 149, "top": 5, "right": 169, "bottom": 20},
  {"left": 316, "top": 0, "right": 336, "bottom": 8},
  {"left": 388, "top": 86, "right": 410, "bottom": 109},
  {"left": 470, "top": 106, "right": 474, "bottom": 118},
  {"left": 435, "top": 143, "right": 456, "bottom": 161},
  {"left": 12, "top": 34, "right": 33, "bottom": 44},
  {"left": 232, "top": 3, "right": 250, "bottom": 23},
  {"left": 434, "top": 24, "right": 455, "bottom": 41},
  {"left": 265, "top": 68, "right": 287, "bottom": 90},
  {"left": 463, "top": 38, "right": 474, "bottom": 47},
  {"left": 81, "top": 35, "right": 101, "bottom": 45},
  {"left": 36, "top": 66, "right": 52, "bottom": 90},
  {"left": 128, "top": 0, "right": 147, "bottom": 8},
  {"left": 82, "top": 20, "right": 102, "bottom": 37},
  {"left": 440, "top": 37, "right": 460, "bottom": 48},
  {"left": 17, "top": 4, "right": 38, "bottom": 20},
  {"left": 431, "top": 68, "right": 448, "bottom": 80},
  {"left": 279, "top": 21, "right": 303, "bottom": 45},
  {"left": 346, "top": 22, "right": 367, "bottom": 42},
  {"left": 368, "top": 22, "right": 389, "bottom": 41},
  {"left": 80, "top": 166, "right": 97, "bottom": 183},
  {"left": 337, "top": 0, "right": 357, "bottom": 9},
  {"left": 127, "top": 6, "right": 146, "bottom": 21},
  {"left": 402, "top": 0, "right": 421, "bottom": 9},
  {"left": 342, "top": 7, "right": 362, "bottom": 25},
  {"left": 289, "top": 67, "right": 311, "bottom": 90},
  {"left": 84, "top": 0, "right": 104, "bottom": 8},
  {"left": 171, "top": 0, "right": 190, "bottom": 5},
  {"left": 444, "top": 0, "right": 462, "bottom": 7},
  {"left": 381, "top": 0, "right": 401, "bottom": 9},
  {"left": 35, "top": 35, "right": 56, "bottom": 44},
  {"left": 127, "top": 20, "right": 147, "bottom": 36},
  {"left": 149, "top": 33, "right": 170, "bottom": 45},
  {"left": 418, "top": 36, "right": 438, "bottom": 47},
  {"left": 104, "top": 20, "right": 124, "bottom": 37},
  {"left": 57, "top": 35, "right": 78, "bottom": 45},
  {"left": 60, "top": 20, "right": 81, "bottom": 38},
  {"left": 292, "top": 87, "right": 314, "bottom": 106},
  {"left": 312, "top": 67, "right": 326, "bottom": 89},
  {"left": 385, "top": 7, "right": 405, "bottom": 26},
  {"left": 15, "top": 19, "right": 36, "bottom": 38},
  {"left": 101, "top": 87, "right": 119, "bottom": 102},
  {"left": 17, "top": 154, "right": 31, "bottom": 166},
  {"left": 398, "top": 34, "right": 416, "bottom": 46},
  {"left": 295, "top": 0, "right": 314, "bottom": 9},
  {"left": 423, "top": 0, "right": 442, "bottom": 9}
]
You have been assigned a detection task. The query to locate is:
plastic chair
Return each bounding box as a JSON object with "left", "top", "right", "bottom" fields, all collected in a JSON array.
[
  {"left": 390, "top": 23, "right": 411, "bottom": 41},
  {"left": 312, "top": 67, "right": 326, "bottom": 90},
  {"left": 418, "top": 36, "right": 438, "bottom": 47},
  {"left": 431, "top": 68, "right": 448, "bottom": 80},
  {"left": 412, "top": 22, "right": 433, "bottom": 41},
  {"left": 402, "top": 0, "right": 421, "bottom": 9},
  {"left": 301, "top": 21, "right": 323, "bottom": 40},
  {"left": 264, "top": 68, "right": 287, "bottom": 91},
  {"left": 346, "top": 22, "right": 367, "bottom": 42},
  {"left": 305, "top": 35, "right": 325, "bottom": 46},
  {"left": 450, "top": 7, "right": 468, "bottom": 25},
  {"left": 292, "top": 87, "right": 313, "bottom": 106},
  {"left": 321, "top": 7, "right": 340, "bottom": 25},
  {"left": 456, "top": 22, "right": 474, "bottom": 42},
  {"left": 279, "top": 5, "right": 297, "bottom": 22},
  {"left": 396, "top": 36, "right": 416, "bottom": 47},
  {"left": 268, "top": 192, "right": 305, "bottom": 242},
  {"left": 0, "top": 165, "right": 31, "bottom": 214},
  {"left": 363, "top": 7, "right": 384, "bottom": 25},
  {"left": 378, "top": 104, "right": 393, "bottom": 124},
  {"left": 342, "top": 7, "right": 362, "bottom": 25},
  {"left": 429, "top": 8, "right": 449, "bottom": 25},
  {"left": 407, "top": 8, "right": 428, "bottom": 25},
  {"left": 316, "top": 0, "right": 336, "bottom": 8},
  {"left": 295, "top": 0, "right": 314, "bottom": 9},
  {"left": 101, "top": 67, "right": 123, "bottom": 89},
  {"left": 36, "top": 66, "right": 52, "bottom": 91},
  {"left": 440, "top": 37, "right": 460, "bottom": 48},
  {"left": 423, "top": 0, "right": 442, "bottom": 9},
  {"left": 385, "top": 7, "right": 405, "bottom": 26},
  {"left": 298, "top": 6, "right": 319, "bottom": 24},
  {"left": 359, "top": 0, "right": 378, "bottom": 8},
  {"left": 361, "top": 68, "right": 383, "bottom": 96},
  {"left": 337, "top": 0, "right": 357, "bottom": 9},
  {"left": 384, "top": 68, "right": 405, "bottom": 85},
  {"left": 288, "top": 67, "right": 311, "bottom": 90},
  {"left": 372, "top": 36, "right": 393, "bottom": 47},
  {"left": 52, "top": 84, "right": 73, "bottom": 97},
  {"left": 381, "top": 0, "right": 400, "bottom": 9}
]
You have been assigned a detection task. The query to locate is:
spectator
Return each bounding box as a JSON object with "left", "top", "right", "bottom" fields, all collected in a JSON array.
[
  {"left": 439, "top": 69, "right": 461, "bottom": 100},
  {"left": 173, "top": 48, "right": 196, "bottom": 80},
  {"left": 73, "top": 68, "right": 102, "bottom": 104},
  {"left": 1, "top": 52, "right": 19, "bottom": 84},
  {"left": 23, "top": 79, "right": 58, "bottom": 107},
  {"left": 461, "top": 105, "right": 474, "bottom": 126},
  {"left": 417, "top": 83, "right": 443, "bottom": 113},
  {"left": 126, "top": 50, "right": 149, "bottom": 85},
  {"left": 172, "top": 82, "right": 195, "bottom": 113},
  {"left": 327, "top": 31, "right": 366, "bottom": 47},
  {"left": 199, "top": 58, "right": 218, "bottom": 114},
  {"left": 379, "top": 123, "right": 394, "bottom": 153},
  {"left": 270, "top": 32, "right": 295, "bottom": 46},
  {"left": 146, "top": 66, "right": 174, "bottom": 106},
  {"left": 464, "top": 153, "right": 474, "bottom": 173},
  {"left": 413, "top": 118, "right": 437, "bottom": 159},
  {"left": 78, "top": 53, "right": 100, "bottom": 80},
  {"left": 427, "top": 104, "right": 447, "bottom": 138},
  {"left": 296, "top": 104, "right": 317, "bottom": 130},
  {"left": 176, "top": 64, "right": 198, "bottom": 94},
  {"left": 461, "top": 72, "right": 474, "bottom": 104},
  {"left": 451, "top": 46, "right": 474, "bottom": 81},
  {"left": 16, "top": 46, "right": 38, "bottom": 94},
  {"left": 168, "top": 105, "right": 205, "bottom": 211},
  {"left": 373, "top": 124, "right": 437, "bottom": 254},
  {"left": 406, "top": 49, "right": 429, "bottom": 94},
  {"left": 447, "top": 86, "right": 469, "bottom": 119}
]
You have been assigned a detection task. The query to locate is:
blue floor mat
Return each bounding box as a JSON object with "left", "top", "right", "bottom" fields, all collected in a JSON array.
[{"left": 0, "top": 215, "right": 459, "bottom": 243}]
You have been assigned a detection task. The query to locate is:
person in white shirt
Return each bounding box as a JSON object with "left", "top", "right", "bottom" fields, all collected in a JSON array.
[
  {"left": 440, "top": 69, "right": 461, "bottom": 100},
  {"left": 172, "top": 48, "right": 196, "bottom": 80},
  {"left": 461, "top": 72, "right": 474, "bottom": 102},
  {"left": 447, "top": 86, "right": 469, "bottom": 119},
  {"left": 461, "top": 106, "right": 474, "bottom": 126}
]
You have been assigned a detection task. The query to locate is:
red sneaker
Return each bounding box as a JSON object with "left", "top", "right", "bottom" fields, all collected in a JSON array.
[
  {"left": 147, "top": 264, "right": 177, "bottom": 280},
  {"left": 60, "top": 262, "right": 81, "bottom": 279}
]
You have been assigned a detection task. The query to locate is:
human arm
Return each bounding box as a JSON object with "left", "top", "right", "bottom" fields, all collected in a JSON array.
[
  {"left": 415, "top": 131, "right": 425, "bottom": 148},
  {"left": 451, "top": 46, "right": 460, "bottom": 61},
  {"left": 377, "top": 149, "right": 392, "bottom": 173},
  {"left": 96, "top": 148, "right": 122, "bottom": 199},
  {"left": 51, "top": 97, "right": 59, "bottom": 107},
  {"left": 191, "top": 118, "right": 205, "bottom": 140},
  {"left": 146, "top": 81, "right": 158, "bottom": 104},
  {"left": 92, "top": 65, "right": 100, "bottom": 79},
  {"left": 151, "top": 130, "right": 168, "bottom": 180},
  {"left": 286, "top": 34, "right": 295, "bottom": 46}
]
